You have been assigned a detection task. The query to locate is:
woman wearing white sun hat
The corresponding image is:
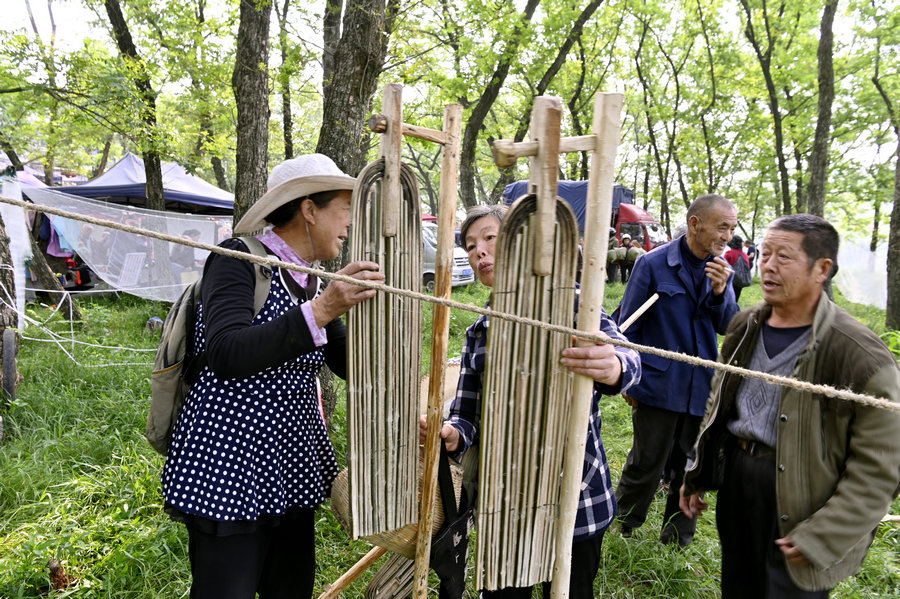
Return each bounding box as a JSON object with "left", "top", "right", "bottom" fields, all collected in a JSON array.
[{"left": 161, "top": 154, "right": 384, "bottom": 598}]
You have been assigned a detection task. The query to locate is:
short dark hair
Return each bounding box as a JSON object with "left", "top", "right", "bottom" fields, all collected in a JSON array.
[
  {"left": 459, "top": 204, "right": 508, "bottom": 247},
  {"left": 686, "top": 194, "right": 734, "bottom": 222},
  {"left": 265, "top": 190, "right": 343, "bottom": 228},
  {"left": 727, "top": 235, "right": 743, "bottom": 250},
  {"left": 768, "top": 213, "right": 839, "bottom": 273}
]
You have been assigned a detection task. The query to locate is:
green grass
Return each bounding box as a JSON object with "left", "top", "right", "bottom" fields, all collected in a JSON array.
[{"left": 0, "top": 281, "right": 898, "bottom": 597}]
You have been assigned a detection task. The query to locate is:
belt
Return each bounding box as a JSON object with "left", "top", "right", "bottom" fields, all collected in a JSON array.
[{"left": 735, "top": 437, "right": 776, "bottom": 461}]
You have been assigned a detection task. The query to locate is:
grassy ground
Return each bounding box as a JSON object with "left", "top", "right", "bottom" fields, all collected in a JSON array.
[{"left": 0, "top": 281, "right": 898, "bottom": 597}]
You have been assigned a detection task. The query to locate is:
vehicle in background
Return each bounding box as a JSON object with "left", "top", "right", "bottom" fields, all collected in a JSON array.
[
  {"left": 503, "top": 180, "right": 669, "bottom": 252},
  {"left": 422, "top": 222, "right": 475, "bottom": 293},
  {"left": 614, "top": 202, "right": 669, "bottom": 251}
]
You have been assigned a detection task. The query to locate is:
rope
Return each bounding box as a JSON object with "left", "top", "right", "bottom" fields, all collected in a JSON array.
[
  {"left": 1, "top": 193, "right": 898, "bottom": 414},
  {"left": 0, "top": 276, "right": 154, "bottom": 368}
]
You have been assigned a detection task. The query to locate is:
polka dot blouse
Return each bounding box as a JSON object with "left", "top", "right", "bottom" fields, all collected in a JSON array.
[{"left": 161, "top": 269, "right": 339, "bottom": 522}]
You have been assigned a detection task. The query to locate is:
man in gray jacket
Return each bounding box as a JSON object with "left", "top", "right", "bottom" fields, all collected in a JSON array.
[{"left": 680, "top": 214, "right": 900, "bottom": 598}]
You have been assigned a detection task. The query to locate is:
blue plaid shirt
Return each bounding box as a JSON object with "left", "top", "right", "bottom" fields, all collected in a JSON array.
[{"left": 448, "top": 304, "right": 640, "bottom": 541}]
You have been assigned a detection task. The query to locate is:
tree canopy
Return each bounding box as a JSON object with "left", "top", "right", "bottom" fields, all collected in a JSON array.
[{"left": 1, "top": 0, "right": 898, "bottom": 249}]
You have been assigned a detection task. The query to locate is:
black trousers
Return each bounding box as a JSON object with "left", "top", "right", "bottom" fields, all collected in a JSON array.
[
  {"left": 615, "top": 403, "right": 700, "bottom": 545},
  {"left": 186, "top": 509, "right": 316, "bottom": 599},
  {"left": 718, "top": 448, "right": 831, "bottom": 599},
  {"left": 480, "top": 531, "right": 604, "bottom": 599}
]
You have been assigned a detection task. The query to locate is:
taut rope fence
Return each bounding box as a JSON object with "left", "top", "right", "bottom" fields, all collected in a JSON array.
[{"left": 0, "top": 193, "right": 898, "bottom": 416}]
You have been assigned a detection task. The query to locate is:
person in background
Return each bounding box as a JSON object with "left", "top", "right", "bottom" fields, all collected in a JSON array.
[
  {"left": 614, "top": 194, "right": 739, "bottom": 547},
  {"left": 681, "top": 214, "right": 900, "bottom": 598},
  {"left": 171, "top": 228, "right": 202, "bottom": 283},
  {"left": 161, "top": 154, "right": 385, "bottom": 598},
  {"left": 622, "top": 239, "right": 646, "bottom": 283},
  {"left": 420, "top": 205, "right": 641, "bottom": 598},
  {"left": 744, "top": 238, "right": 757, "bottom": 270},
  {"left": 724, "top": 235, "right": 751, "bottom": 301},
  {"left": 607, "top": 227, "right": 623, "bottom": 284}
]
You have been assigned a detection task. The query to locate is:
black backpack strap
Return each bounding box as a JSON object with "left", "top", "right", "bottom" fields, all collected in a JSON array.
[
  {"left": 238, "top": 236, "right": 274, "bottom": 314},
  {"left": 437, "top": 439, "right": 459, "bottom": 521},
  {"left": 185, "top": 237, "right": 274, "bottom": 383}
]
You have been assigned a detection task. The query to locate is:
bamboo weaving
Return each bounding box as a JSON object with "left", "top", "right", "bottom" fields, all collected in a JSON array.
[
  {"left": 346, "top": 159, "right": 422, "bottom": 538},
  {"left": 476, "top": 195, "right": 580, "bottom": 590}
]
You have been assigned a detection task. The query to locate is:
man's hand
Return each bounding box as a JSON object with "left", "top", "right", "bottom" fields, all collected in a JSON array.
[
  {"left": 560, "top": 333, "right": 622, "bottom": 386},
  {"left": 418, "top": 414, "right": 461, "bottom": 452},
  {"left": 705, "top": 256, "right": 732, "bottom": 296},
  {"left": 679, "top": 484, "right": 709, "bottom": 519},
  {"left": 775, "top": 537, "right": 810, "bottom": 566}
]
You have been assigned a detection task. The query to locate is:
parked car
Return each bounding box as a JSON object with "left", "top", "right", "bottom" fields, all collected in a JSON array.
[{"left": 422, "top": 223, "right": 475, "bottom": 292}]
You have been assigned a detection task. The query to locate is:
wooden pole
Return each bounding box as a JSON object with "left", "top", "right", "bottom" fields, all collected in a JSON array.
[
  {"left": 381, "top": 83, "right": 403, "bottom": 238},
  {"left": 317, "top": 546, "right": 388, "bottom": 599},
  {"left": 551, "top": 92, "right": 623, "bottom": 599},
  {"left": 414, "top": 103, "right": 462, "bottom": 598},
  {"left": 618, "top": 293, "right": 659, "bottom": 333},
  {"left": 527, "top": 97, "right": 562, "bottom": 276}
]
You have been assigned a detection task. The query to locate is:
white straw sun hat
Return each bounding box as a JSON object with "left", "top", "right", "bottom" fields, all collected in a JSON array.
[{"left": 233, "top": 154, "right": 356, "bottom": 234}]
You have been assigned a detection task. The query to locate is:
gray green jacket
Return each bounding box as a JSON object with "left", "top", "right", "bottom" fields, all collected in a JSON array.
[{"left": 684, "top": 292, "right": 900, "bottom": 590}]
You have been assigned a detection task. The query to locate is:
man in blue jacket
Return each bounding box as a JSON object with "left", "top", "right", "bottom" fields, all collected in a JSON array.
[{"left": 615, "top": 193, "right": 740, "bottom": 546}]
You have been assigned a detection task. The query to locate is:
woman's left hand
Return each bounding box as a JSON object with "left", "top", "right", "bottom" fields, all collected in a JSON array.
[
  {"left": 560, "top": 333, "right": 622, "bottom": 386},
  {"left": 310, "top": 261, "right": 384, "bottom": 326}
]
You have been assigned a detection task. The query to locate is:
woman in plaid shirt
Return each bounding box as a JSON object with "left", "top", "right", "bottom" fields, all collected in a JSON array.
[{"left": 420, "top": 205, "right": 641, "bottom": 598}]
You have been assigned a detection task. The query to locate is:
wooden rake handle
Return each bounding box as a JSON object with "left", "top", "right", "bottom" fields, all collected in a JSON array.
[{"left": 317, "top": 545, "right": 388, "bottom": 599}]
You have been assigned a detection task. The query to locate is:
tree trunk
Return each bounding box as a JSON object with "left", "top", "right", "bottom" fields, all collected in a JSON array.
[
  {"left": 740, "top": 0, "right": 792, "bottom": 215},
  {"left": 0, "top": 130, "right": 24, "bottom": 171},
  {"left": 871, "top": 38, "right": 900, "bottom": 329},
  {"left": 231, "top": 0, "right": 272, "bottom": 226},
  {"left": 211, "top": 156, "right": 229, "bottom": 191},
  {"left": 277, "top": 0, "right": 294, "bottom": 160},
  {"left": 104, "top": 0, "right": 165, "bottom": 211},
  {"left": 317, "top": 0, "right": 399, "bottom": 177},
  {"left": 805, "top": 0, "right": 837, "bottom": 218},
  {"left": 0, "top": 212, "right": 18, "bottom": 425},
  {"left": 93, "top": 137, "right": 113, "bottom": 178},
  {"left": 28, "top": 221, "right": 82, "bottom": 322},
  {"left": 871, "top": 200, "right": 881, "bottom": 253},
  {"left": 316, "top": 0, "right": 398, "bottom": 426},
  {"left": 487, "top": 0, "right": 604, "bottom": 203},
  {"left": 459, "top": 0, "right": 541, "bottom": 209},
  {"left": 887, "top": 141, "right": 900, "bottom": 330}
]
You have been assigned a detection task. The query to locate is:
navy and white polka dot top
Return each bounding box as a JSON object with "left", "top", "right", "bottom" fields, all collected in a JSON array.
[{"left": 161, "top": 271, "right": 339, "bottom": 522}]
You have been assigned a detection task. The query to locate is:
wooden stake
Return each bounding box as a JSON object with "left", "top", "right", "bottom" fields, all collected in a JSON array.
[
  {"left": 317, "top": 546, "right": 388, "bottom": 599},
  {"left": 381, "top": 83, "right": 403, "bottom": 238},
  {"left": 551, "top": 92, "right": 624, "bottom": 599},
  {"left": 619, "top": 293, "right": 659, "bottom": 333},
  {"left": 528, "top": 97, "right": 562, "bottom": 277},
  {"left": 414, "top": 103, "right": 462, "bottom": 599}
]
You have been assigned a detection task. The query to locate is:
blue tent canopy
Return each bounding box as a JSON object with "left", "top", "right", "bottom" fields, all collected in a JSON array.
[
  {"left": 503, "top": 180, "right": 634, "bottom": 231},
  {"left": 39, "top": 152, "right": 233, "bottom": 214}
]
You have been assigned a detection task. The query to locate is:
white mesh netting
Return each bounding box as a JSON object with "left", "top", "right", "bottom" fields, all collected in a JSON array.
[{"left": 24, "top": 187, "right": 233, "bottom": 303}]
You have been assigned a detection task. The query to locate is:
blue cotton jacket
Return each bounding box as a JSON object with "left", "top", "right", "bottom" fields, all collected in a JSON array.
[{"left": 616, "top": 238, "right": 739, "bottom": 416}]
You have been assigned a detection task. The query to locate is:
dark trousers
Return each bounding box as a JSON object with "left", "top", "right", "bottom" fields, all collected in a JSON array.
[
  {"left": 186, "top": 509, "right": 316, "bottom": 599},
  {"left": 718, "top": 449, "right": 830, "bottom": 599},
  {"left": 615, "top": 403, "right": 700, "bottom": 545},
  {"left": 481, "top": 531, "right": 604, "bottom": 599}
]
